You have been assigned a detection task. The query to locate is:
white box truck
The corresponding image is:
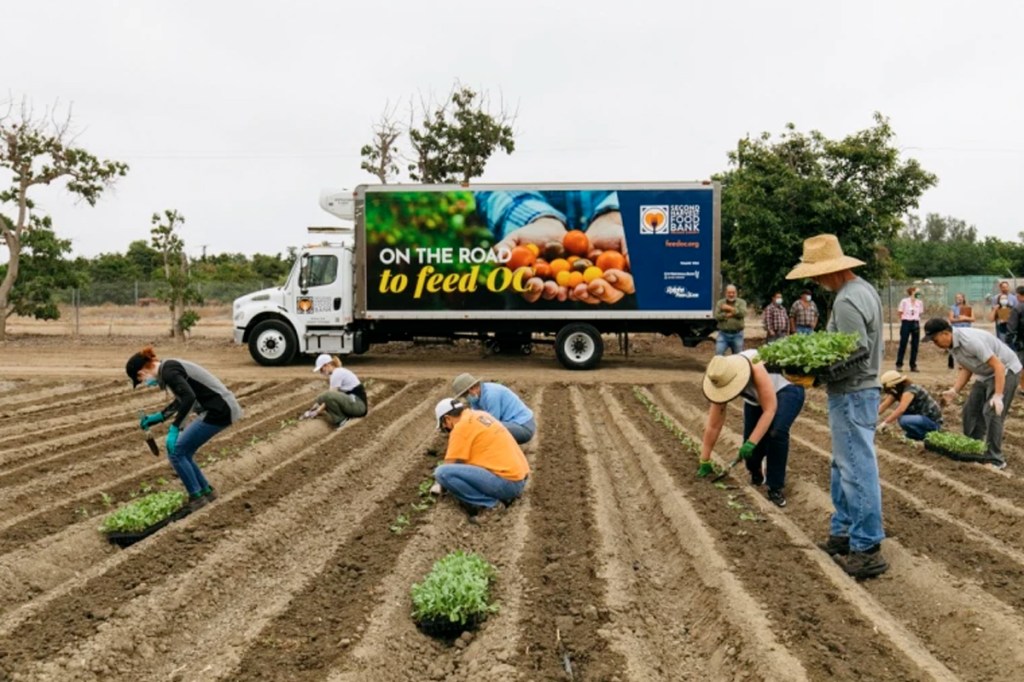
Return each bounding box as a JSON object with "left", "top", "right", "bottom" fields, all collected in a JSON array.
[{"left": 232, "top": 182, "right": 720, "bottom": 370}]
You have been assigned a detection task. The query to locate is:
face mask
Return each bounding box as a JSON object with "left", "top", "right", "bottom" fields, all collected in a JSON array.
[
  {"left": 774, "top": 298, "right": 782, "bottom": 305},
  {"left": 914, "top": 293, "right": 922, "bottom": 300},
  {"left": 803, "top": 295, "right": 811, "bottom": 302},
  {"left": 466, "top": 394, "right": 479, "bottom": 408},
  {"left": 144, "top": 378, "right": 159, "bottom": 388}
]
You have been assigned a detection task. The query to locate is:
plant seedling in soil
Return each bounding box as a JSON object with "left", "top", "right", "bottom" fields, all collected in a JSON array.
[
  {"left": 100, "top": 492, "right": 114, "bottom": 508},
  {"left": 410, "top": 551, "right": 499, "bottom": 634},
  {"left": 99, "top": 491, "right": 187, "bottom": 534},
  {"left": 739, "top": 511, "right": 763, "bottom": 522},
  {"left": 389, "top": 514, "right": 411, "bottom": 534}
]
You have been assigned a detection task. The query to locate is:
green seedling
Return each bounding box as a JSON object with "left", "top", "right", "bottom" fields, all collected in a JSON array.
[
  {"left": 727, "top": 499, "right": 745, "bottom": 510},
  {"left": 100, "top": 492, "right": 114, "bottom": 508},
  {"left": 410, "top": 551, "right": 499, "bottom": 628},
  {"left": 754, "top": 331, "right": 861, "bottom": 373},
  {"left": 632, "top": 387, "right": 701, "bottom": 455},
  {"left": 713, "top": 482, "right": 729, "bottom": 490},
  {"left": 924, "top": 431, "right": 987, "bottom": 456},
  {"left": 99, "top": 491, "right": 187, "bottom": 534},
  {"left": 390, "top": 514, "right": 411, "bottom": 534},
  {"left": 739, "top": 511, "right": 762, "bottom": 522}
]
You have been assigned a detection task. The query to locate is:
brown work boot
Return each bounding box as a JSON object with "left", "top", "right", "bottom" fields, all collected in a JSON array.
[
  {"left": 834, "top": 545, "right": 888, "bottom": 580},
  {"left": 817, "top": 534, "right": 850, "bottom": 556}
]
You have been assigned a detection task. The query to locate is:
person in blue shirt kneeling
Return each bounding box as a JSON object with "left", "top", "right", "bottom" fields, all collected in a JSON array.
[{"left": 452, "top": 373, "right": 536, "bottom": 444}]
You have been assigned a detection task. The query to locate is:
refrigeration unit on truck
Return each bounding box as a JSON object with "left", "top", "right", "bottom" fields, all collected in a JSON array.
[{"left": 232, "top": 181, "right": 721, "bottom": 370}]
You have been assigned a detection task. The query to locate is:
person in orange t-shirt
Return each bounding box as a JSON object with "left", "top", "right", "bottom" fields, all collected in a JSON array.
[{"left": 431, "top": 399, "right": 530, "bottom": 516}]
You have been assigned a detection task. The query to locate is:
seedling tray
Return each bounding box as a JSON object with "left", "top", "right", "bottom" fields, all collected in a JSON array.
[
  {"left": 414, "top": 613, "right": 484, "bottom": 639},
  {"left": 765, "top": 347, "right": 870, "bottom": 384},
  {"left": 923, "top": 440, "right": 996, "bottom": 464},
  {"left": 104, "top": 507, "right": 192, "bottom": 548}
]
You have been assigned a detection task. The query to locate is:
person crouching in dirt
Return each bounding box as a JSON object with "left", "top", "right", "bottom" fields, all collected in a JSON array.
[
  {"left": 302, "top": 354, "right": 368, "bottom": 429},
  {"left": 697, "top": 350, "right": 805, "bottom": 508},
  {"left": 127, "top": 345, "right": 243, "bottom": 510},
  {"left": 877, "top": 370, "right": 943, "bottom": 441},
  {"left": 430, "top": 398, "right": 530, "bottom": 523},
  {"left": 451, "top": 372, "right": 536, "bottom": 444}
]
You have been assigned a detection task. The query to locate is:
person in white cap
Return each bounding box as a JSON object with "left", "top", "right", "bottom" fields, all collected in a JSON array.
[
  {"left": 698, "top": 350, "right": 805, "bottom": 507},
  {"left": 431, "top": 398, "right": 530, "bottom": 522},
  {"left": 300, "top": 354, "right": 368, "bottom": 428},
  {"left": 451, "top": 373, "right": 535, "bottom": 444},
  {"left": 877, "top": 370, "right": 943, "bottom": 440},
  {"left": 786, "top": 233, "right": 887, "bottom": 580}
]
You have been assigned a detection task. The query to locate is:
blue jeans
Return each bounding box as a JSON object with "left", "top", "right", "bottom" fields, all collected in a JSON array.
[
  {"left": 898, "top": 414, "right": 940, "bottom": 441},
  {"left": 434, "top": 463, "right": 527, "bottom": 509},
  {"left": 715, "top": 330, "right": 744, "bottom": 355},
  {"left": 743, "top": 385, "right": 805, "bottom": 490},
  {"left": 504, "top": 418, "right": 536, "bottom": 445},
  {"left": 795, "top": 326, "right": 814, "bottom": 335},
  {"left": 170, "top": 419, "right": 227, "bottom": 496},
  {"left": 827, "top": 389, "right": 885, "bottom": 552}
]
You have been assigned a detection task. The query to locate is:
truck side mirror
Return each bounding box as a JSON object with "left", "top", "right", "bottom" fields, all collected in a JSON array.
[{"left": 299, "top": 253, "right": 310, "bottom": 294}]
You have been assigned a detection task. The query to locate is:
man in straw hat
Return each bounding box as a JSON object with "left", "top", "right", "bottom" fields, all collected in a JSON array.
[
  {"left": 786, "top": 234, "right": 887, "bottom": 579},
  {"left": 452, "top": 373, "right": 536, "bottom": 444},
  {"left": 922, "top": 317, "right": 1021, "bottom": 469},
  {"left": 698, "top": 349, "right": 806, "bottom": 507}
]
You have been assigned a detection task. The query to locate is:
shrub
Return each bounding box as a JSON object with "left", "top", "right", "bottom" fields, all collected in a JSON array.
[
  {"left": 411, "top": 551, "right": 499, "bottom": 629},
  {"left": 99, "top": 491, "right": 187, "bottom": 533}
]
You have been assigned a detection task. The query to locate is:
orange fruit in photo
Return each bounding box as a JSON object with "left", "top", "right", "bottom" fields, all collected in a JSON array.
[
  {"left": 507, "top": 246, "right": 537, "bottom": 271},
  {"left": 596, "top": 250, "right": 626, "bottom": 272},
  {"left": 583, "top": 266, "right": 603, "bottom": 283},
  {"left": 550, "top": 258, "right": 570, "bottom": 276},
  {"left": 533, "top": 261, "right": 553, "bottom": 279},
  {"left": 555, "top": 270, "right": 572, "bottom": 287},
  {"left": 563, "top": 230, "right": 590, "bottom": 257},
  {"left": 566, "top": 271, "right": 584, "bottom": 288}
]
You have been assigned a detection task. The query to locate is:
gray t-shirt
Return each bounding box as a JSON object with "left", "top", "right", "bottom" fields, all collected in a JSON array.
[
  {"left": 950, "top": 327, "right": 1023, "bottom": 377},
  {"left": 826, "top": 276, "right": 883, "bottom": 395}
]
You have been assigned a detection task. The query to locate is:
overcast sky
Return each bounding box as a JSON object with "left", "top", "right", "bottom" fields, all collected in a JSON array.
[{"left": 4, "top": 0, "right": 1022, "bottom": 259}]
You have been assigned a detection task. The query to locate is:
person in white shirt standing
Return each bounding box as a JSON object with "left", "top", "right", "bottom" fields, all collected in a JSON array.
[
  {"left": 303, "top": 354, "right": 369, "bottom": 429},
  {"left": 896, "top": 286, "right": 924, "bottom": 372}
]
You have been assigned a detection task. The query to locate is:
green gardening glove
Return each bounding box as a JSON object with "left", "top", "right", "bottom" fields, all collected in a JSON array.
[
  {"left": 697, "top": 461, "right": 715, "bottom": 478},
  {"left": 166, "top": 425, "right": 179, "bottom": 456},
  {"left": 738, "top": 440, "right": 756, "bottom": 460},
  {"left": 139, "top": 412, "right": 165, "bottom": 429}
]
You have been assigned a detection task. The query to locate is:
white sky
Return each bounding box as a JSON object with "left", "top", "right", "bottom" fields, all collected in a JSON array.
[{"left": 3, "top": 0, "right": 1022, "bottom": 259}]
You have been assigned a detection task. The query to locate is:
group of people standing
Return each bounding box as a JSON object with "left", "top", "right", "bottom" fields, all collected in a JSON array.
[{"left": 715, "top": 286, "right": 819, "bottom": 351}]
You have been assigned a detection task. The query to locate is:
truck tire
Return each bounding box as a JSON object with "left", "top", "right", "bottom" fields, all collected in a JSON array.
[
  {"left": 249, "top": 319, "right": 298, "bottom": 366},
  {"left": 555, "top": 323, "right": 603, "bottom": 370}
]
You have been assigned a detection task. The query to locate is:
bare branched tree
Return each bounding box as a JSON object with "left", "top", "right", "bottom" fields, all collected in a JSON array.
[{"left": 359, "top": 102, "right": 402, "bottom": 184}]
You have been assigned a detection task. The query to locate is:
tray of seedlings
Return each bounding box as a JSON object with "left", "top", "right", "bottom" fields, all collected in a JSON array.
[
  {"left": 411, "top": 550, "right": 499, "bottom": 639},
  {"left": 923, "top": 431, "right": 995, "bottom": 463},
  {"left": 99, "top": 491, "right": 191, "bottom": 547},
  {"left": 757, "top": 332, "right": 869, "bottom": 386}
]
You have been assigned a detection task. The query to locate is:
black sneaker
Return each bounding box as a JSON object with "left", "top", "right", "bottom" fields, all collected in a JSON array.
[
  {"left": 187, "top": 494, "right": 210, "bottom": 512},
  {"left": 834, "top": 546, "right": 888, "bottom": 580},
  {"left": 767, "top": 488, "right": 787, "bottom": 507},
  {"left": 817, "top": 535, "right": 850, "bottom": 556}
]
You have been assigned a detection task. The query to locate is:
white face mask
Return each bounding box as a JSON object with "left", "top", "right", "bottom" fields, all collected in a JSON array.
[
  {"left": 803, "top": 294, "right": 811, "bottom": 302},
  {"left": 774, "top": 298, "right": 782, "bottom": 305}
]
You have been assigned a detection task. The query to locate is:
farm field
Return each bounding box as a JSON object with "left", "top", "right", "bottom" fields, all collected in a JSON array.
[{"left": 0, "top": 335, "right": 1022, "bottom": 680}]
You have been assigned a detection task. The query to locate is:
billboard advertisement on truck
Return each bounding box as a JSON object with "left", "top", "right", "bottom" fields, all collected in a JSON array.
[{"left": 357, "top": 183, "right": 718, "bottom": 318}]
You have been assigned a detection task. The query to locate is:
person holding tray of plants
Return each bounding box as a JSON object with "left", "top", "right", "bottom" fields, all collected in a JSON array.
[
  {"left": 431, "top": 398, "right": 530, "bottom": 523},
  {"left": 877, "top": 370, "right": 943, "bottom": 441},
  {"left": 923, "top": 317, "right": 1021, "bottom": 470},
  {"left": 786, "top": 234, "right": 887, "bottom": 580},
  {"left": 698, "top": 350, "right": 805, "bottom": 507},
  {"left": 127, "top": 345, "right": 243, "bottom": 510}
]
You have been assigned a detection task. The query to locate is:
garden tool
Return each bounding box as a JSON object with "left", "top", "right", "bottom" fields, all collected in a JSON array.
[
  {"left": 711, "top": 455, "right": 743, "bottom": 482},
  {"left": 138, "top": 410, "right": 160, "bottom": 457}
]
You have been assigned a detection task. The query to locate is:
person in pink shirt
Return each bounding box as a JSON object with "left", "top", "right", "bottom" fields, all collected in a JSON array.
[{"left": 896, "top": 286, "right": 924, "bottom": 372}]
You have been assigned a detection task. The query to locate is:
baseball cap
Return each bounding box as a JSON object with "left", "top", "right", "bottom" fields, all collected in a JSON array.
[
  {"left": 125, "top": 352, "right": 149, "bottom": 388},
  {"left": 312, "top": 353, "right": 332, "bottom": 373},
  {"left": 434, "top": 398, "right": 463, "bottom": 429},
  {"left": 922, "top": 318, "right": 951, "bottom": 342}
]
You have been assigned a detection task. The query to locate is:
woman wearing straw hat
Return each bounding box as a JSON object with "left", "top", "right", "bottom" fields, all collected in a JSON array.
[
  {"left": 786, "top": 234, "right": 887, "bottom": 580},
  {"left": 698, "top": 350, "right": 805, "bottom": 507},
  {"left": 452, "top": 373, "right": 535, "bottom": 444},
  {"left": 877, "top": 370, "right": 943, "bottom": 440}
]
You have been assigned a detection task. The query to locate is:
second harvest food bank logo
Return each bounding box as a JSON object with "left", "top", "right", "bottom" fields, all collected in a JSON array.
[{"left": 640, "top": 204, "right": 701, "bottom": 235}]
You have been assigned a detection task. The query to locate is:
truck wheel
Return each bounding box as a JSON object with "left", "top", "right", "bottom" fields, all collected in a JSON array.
[
  {"left": 249, "top": 319, "right": 297, "bottom": 366},
  {"left": 555, "top": 324, "right": 603, "bottom": 370}
]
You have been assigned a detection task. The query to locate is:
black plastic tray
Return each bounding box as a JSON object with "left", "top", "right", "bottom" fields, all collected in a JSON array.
[
  {"left": 765, "top": 347, "right": 870, "bottom": 384},
  {"left": 104, "top": 506, "right": 192, "bottom": 548},
  {"left": 923, "top": 440, "right": 996, "bottom": 464},
  {"left": 414, "top": 613, "right": 485, "bottom": 639}
]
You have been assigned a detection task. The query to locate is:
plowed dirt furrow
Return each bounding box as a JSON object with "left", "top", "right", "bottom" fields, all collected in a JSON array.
[
  {"left": 0, "top": 382, "right": 141, "bottom": 424},
  {"left": 657, "top": 388, "right": 1024, "bottom": 679},
  {"left": 0, "top": 380, "right": 121, "bottom": 415},
  {"left": 617, "top": 385, "right": 934, "bottom": 681},
  {"left": 0, "top": 382, "right": 398, "bottom": 617},
  {"left": 0, "top": 381, "right": 318, "bottom": 535},
  {"left": 0, "top": 380, "right": 273, "bottom": 469},
  {"left": 575, "top": 386, "right": 806, "bottom": 681},
  {"left": 19, "top": 390, "right": 442, "bottom": 682},
  {"left": 0, "top": 382, "right": 429, "bottom": 676},
  {"left": 514, "top": 383, "right": 628, "bottom": 681},
  {"left": 323, "top": 387, "right": 544, "bottom": 682}
]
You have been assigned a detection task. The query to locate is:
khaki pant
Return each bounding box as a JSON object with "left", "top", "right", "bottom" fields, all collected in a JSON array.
[{"left": 316, "top": 391, "right": 367, "bottom": 426}]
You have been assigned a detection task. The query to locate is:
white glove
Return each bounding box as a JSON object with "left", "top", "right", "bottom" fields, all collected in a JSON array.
[
  {"left": 990, "top": 394, "right": 1005, "bottom": 416},
  {"left": 941, "top": 389, "right": 958, "bottom": 404},
  {"left": 429, "top": 482, "right": 442, "bottom": 496},
  {"left": 877, "top": 421, "right": 890, "bottom": 432}
]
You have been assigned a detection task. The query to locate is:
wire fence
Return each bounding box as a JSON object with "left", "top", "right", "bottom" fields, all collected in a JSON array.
[{"left": 55, "top": 280, "right": 274, "bottom": 307}]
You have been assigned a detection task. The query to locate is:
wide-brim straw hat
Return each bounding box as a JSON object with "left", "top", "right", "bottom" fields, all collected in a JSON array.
[
  {"left": 452, "top": 372, "right": 481, "bottom": 398},
  {"left": 880, "top": 370, "right": 906, "bottom": 389},
  {"left": 702, "top": 354, "right": 753, "bottom": 404},
  {"left": 785, "top": 234, "right": 866, "bottom": 280}
]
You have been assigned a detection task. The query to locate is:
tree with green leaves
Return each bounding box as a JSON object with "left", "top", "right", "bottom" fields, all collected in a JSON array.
[
  {"left": 0, "top": 214, "right": 80, "bottom": 320},
  {"left": 360, "top": 84, "right": 516, "bottom": 185},
  {"left": 150, "top": 210, "right": 202, "bottom": 339},
  {"left": 716, "top": 114, "right": 937, "bottom": 306},
  {"left": 0, "top": 100, "right": 128, "bottom": 339}
]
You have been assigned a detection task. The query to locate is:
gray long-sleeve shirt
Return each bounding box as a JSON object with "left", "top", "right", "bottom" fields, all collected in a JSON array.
[{"left": 826, "top": 276, "right": 883, "bottom": 395}]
